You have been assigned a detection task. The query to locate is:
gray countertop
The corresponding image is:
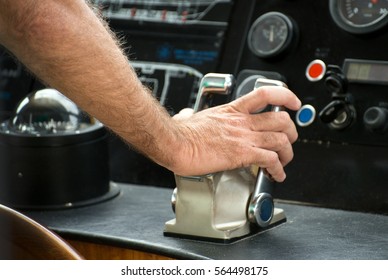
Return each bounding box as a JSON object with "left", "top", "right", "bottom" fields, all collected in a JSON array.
[{"left": 23, "top": 183, "right": 388, "bottom": 260}]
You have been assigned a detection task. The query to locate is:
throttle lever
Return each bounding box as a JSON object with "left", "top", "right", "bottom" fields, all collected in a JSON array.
[
  {"left": 247, "top": 78, "right": 287, "bottom": 227},
  {"left": 193, "top": 73, "right": 235, "bottom": 113},
  {"left": 171, "top": 73, "right": 235, "bottom": 214}
]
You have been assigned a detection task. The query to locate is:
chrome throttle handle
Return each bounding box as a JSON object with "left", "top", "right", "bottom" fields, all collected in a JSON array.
[
  {"left": 247, "top": 78, "right": 287, "bottom": 227},
  {"left": 171, "top": 73, "right": 235, "bottom": 213},
  {"left": 193, "top": 73, "right": 235, "bottom": 113}
]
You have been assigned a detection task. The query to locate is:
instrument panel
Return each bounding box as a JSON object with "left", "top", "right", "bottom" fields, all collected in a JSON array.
[{"left": 232, "top": 0, "right": 388, "bottom": 214}]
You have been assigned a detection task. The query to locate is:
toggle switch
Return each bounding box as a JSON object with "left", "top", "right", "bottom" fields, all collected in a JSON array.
[{"left": 324, "top": 65, "right": 347, "bottom": 94}]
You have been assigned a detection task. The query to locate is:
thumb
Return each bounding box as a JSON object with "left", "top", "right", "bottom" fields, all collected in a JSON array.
[
  {"left": 233, "top": 86, "right": 301, "bottom": 114},
  {"left": 173, "top": 108, "right": 195, "bottom": 121}
]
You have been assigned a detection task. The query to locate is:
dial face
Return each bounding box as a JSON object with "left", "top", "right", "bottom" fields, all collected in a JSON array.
[
  {"left": 247, "top": 12, "right": 294, "bottom": 58},
  {"left": 330, "top": 0, "right": 388, "bottom": 34}
]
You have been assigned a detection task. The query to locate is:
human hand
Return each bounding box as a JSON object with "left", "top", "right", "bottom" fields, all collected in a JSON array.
[{"left": 171, "top": 85, "right": 301, "bottom": 182}]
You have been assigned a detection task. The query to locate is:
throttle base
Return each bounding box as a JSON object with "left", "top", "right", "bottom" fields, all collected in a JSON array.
[{"left": 164, "top": 171, "right": 286, "bottom": 242}]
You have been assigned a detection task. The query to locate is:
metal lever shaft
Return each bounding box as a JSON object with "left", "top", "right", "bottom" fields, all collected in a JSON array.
[{"left": 247, "top": 78, "right": 287, "bottom": 227}]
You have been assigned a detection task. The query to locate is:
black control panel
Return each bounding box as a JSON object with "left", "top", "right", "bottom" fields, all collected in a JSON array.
[
  {"left": 229, "top": 0, "right": 388, "bottom": 214},
  {"left": 91, "top": 0, "right": 234, "bottom": 114},
  {"left": 236, "top": 1, "right": 388, "bottom": 148},
  {"left": 0, "top": 48, "right": 34, "bottom": 121}
]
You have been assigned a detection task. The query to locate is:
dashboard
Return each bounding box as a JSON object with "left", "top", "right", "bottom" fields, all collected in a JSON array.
[{"left": 1, "top": 0, "right": 388, "bottom": 215}]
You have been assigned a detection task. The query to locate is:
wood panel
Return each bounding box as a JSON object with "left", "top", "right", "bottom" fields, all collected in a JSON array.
[
  {"left": 0, "top": 204, "right": 83, "bottom": 260},
  {"left": 67, "top": 239, "right": 174, "bottom": 260}
]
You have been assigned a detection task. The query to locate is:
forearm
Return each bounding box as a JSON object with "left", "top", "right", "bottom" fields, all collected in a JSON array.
[
  {"left": 0, "top": 0, "right": 179, "bottom": 169},
  {"left": 0, "top": 0, "right": 302, "bottom": 181}
]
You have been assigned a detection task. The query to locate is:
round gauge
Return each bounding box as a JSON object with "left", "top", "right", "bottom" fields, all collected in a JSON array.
[
  {"left": 247, "top": 12, "right": 296, "bottom": 58},
  {"left": 330, "top": 0, "right": 388, "bottom": 34}
]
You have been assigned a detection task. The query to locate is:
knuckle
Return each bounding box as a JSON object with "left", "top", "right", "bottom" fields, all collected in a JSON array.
[
  {"left": 231, "top": 117, "right": 248, "bottom": 128},
  {"left": 290, "top": 130, "right": 299, "bottom": 143},
  {"left": 266, "top": 151, "right": 279, "bottom": 167},
  {"left": 277, "top": 133, "right": 290, "bottom": 146},
  {"left": 277, "top": 111, "right": 291, "bottom": 123},
  {"left": 280, "top": 149, "right": 294, "bottom": 166},
  {"left": 287, "top": 152, "right": 295, "bottom": 163},
  {"left": 261, "top": 132, "right": 274, "bottom": 145},
  {"left": 257, "top": 87, "right": 271, "bottom": 100},
  {"left": 262, "top": 132, "right": 289, "bottom": 148},
  {"left": 266, "top": 165, "right": 285, "bottom": 182}
]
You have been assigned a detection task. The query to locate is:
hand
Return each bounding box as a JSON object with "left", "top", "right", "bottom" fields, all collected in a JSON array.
[{"left": 171, "top": 86, "right": 301, "bottom": 182}]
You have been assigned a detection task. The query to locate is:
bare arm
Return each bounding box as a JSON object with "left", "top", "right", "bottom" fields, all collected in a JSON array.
[
  {"left": 0, "top": 0, "right": 178, "bottom": 169},
  {"left": 0, "top": 0, "right": 301, "bottom": 181}
]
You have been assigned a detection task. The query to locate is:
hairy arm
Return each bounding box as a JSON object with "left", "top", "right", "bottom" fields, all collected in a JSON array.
[
  {"left": 0, "top": 0, "right": 301, "bottom": 181},
  {"left": 0, "top": 0, "right": 179, "bottom": 169}
]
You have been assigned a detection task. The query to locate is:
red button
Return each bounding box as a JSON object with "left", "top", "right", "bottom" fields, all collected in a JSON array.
[{"left": 306, "top": 60, "right": 326, "bottom": 82}]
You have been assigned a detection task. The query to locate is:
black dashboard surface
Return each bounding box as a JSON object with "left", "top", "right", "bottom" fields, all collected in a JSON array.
[{"left": 23, "top": 183, "right": 388, "bottom": 260}]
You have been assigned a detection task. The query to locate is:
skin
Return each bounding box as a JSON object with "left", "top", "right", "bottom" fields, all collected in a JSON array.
[{"left": 0, "top": 0, "right": 301, "bottom": 182}]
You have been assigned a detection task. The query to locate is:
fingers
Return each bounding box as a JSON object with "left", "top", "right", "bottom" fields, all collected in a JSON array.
[
  {"left": 243, "top": 147, "right": 288, "bottom": 182},
  {"left": 250, "top": 110, "right": 297, "bottom": 181},
  {"left": 265, "top": 156, "right": 287, "bottom": 182},
  {"left": 232, "top": 86, "right": 301, "bottom": 114},
  {"left": 232, "top": 87, "right": 299, "bottom": 180},
  {"left": 254, "top": 131, "right": 294, "bottom": 166},
  {"left": 250, "top": 111, "right": 299, "bottom": 144},
  {"left": 170, "top": 86, "right": 300, "bottom": 182}
]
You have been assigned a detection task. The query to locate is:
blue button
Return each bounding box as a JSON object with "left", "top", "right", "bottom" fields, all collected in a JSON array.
[
  {"left": 296, "top": 104, "right": 316, "bottom": 127},
  {"left": 259, "top": 197, "right": 274, "bottom": 223}
]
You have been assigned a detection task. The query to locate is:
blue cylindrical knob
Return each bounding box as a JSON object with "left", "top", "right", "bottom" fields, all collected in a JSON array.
[{"left": 248, "top": 192, "right": 274, "bottom": 228}]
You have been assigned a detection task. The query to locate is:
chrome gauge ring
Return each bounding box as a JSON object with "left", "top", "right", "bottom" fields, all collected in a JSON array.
[{"left": 330, "top": 0, "right": 388, "bottom": 34}]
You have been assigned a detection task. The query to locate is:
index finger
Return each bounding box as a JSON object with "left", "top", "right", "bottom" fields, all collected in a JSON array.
[{"left": 232, "top": 86, "right": 301, "bottom": 114}]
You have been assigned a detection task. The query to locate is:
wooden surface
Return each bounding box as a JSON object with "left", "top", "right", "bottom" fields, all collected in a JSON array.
[
  {"left": 0, "top": 204, "right": 83, "bottom": 260},
  {"left": 67, "top": 239, "right": 174, "bottom": 260}
]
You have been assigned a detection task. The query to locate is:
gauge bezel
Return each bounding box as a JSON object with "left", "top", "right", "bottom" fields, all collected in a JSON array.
[
  {"left": 247, "top": 12, "right": 295, "bottom": 58},
  {"left": 329, "top": 0, "right": 388, "bottom": 34}
]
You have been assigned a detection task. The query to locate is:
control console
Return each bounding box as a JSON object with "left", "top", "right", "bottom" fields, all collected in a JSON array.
[{"left": 231, "top": 0, "right": 388, "bottom": 214}]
